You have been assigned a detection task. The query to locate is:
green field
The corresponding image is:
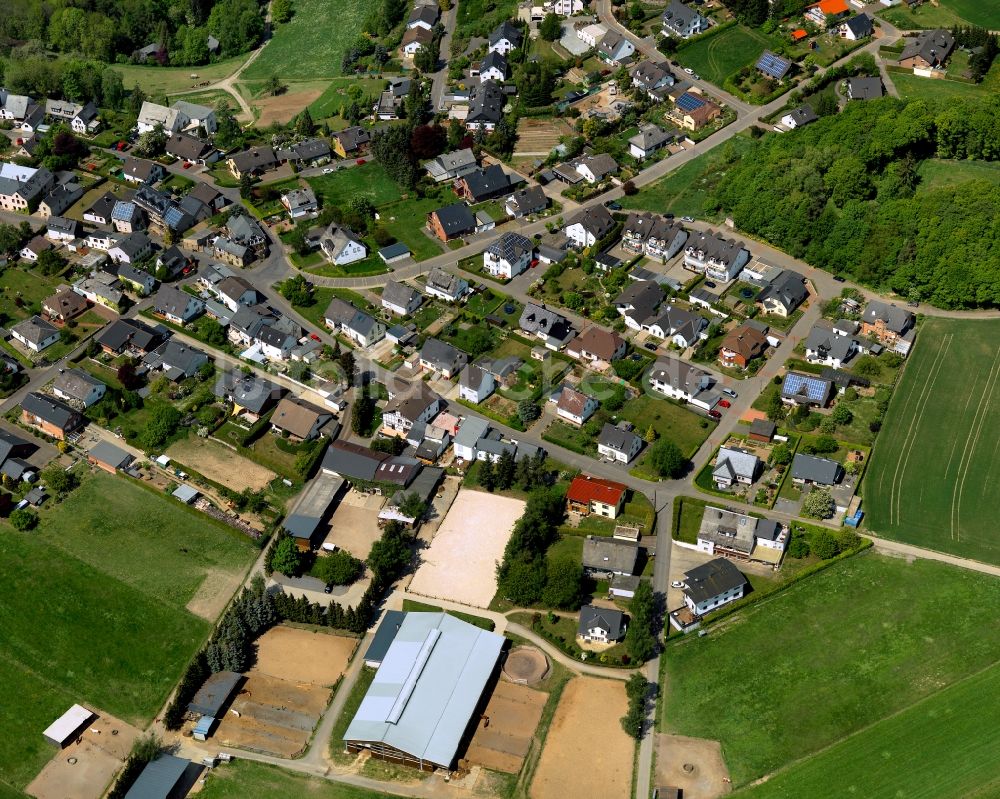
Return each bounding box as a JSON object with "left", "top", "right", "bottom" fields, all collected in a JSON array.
[
  {"left": 308, "top": 78, "right": 385, "bottom": 120},
  {"left": 676, "top": 25, "right": 776, "bottom": 86},
  {"left": 198, "top": 760, "right": 396, "bottom": 798},
  {"left": 455, "top": 0, "right": 519, "bottom": 40},
  {"left": 863, "top": 319, "right": 1000, "bottom": 564},
  {"left": 917, "top": 158, "right": 1000, "bottom": 194},
  {"left": 880, "top": 0, "right": 1000, "bottom": 29},
  {"left": 111, "top": 56, "right": 246, "bottom": 98},
  {"left": 891, "top": 64, "right": 1000, "bottom": 104},
  {"left": 241, "top": 0, "right": 366, "bottom": 81},
  {"left": 621, "top": 394, "right": 714, "bottom": 458},
  {"left": 623, "top": 136, "right": 753, "bottom": 220},
  {"left": 662, "top": 553, "right": 1000, "bottom": 787},
  {"left": 732, "top": 661, "right": 1000, "bottom": 799},
  {"left": 306, "top": 162, "right": 404, "bottom": 208}
]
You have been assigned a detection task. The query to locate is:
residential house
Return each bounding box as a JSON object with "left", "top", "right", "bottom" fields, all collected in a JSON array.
[
  {"left": 132, "top": 185, "right": 191, "bottom": 234},
  {"left": 780, "top": 104, "right": 818, "bottom": 129},
  {"left": 683, "top": 230, "right": 750, "bottom": 283},
  {"left": 45, "top": 99, "right": 100, "bottom": 134},
  {"left": 116, "top": 263, "right": 157, "bottom": 297},
  {"left": 484, "top": 232, "right": 534, "bottom": 279},
  {"left": 271, "top": 396, "right": 333, "bottom": 441},
  {"left": 281, "top": 187, "right": 318, "bottom": 220},
  {"left": 382, "top": 385, "right": 443, "bottom": 437},
  {"left": 121, "top": 157, "right": 165, "bottom": 185},
  {"left": 673, "top": 93, "right": 722, "bottom": 130},
  {"left": 38, "top": 183, "right": 83, "bottom": 218},
  {"left": 519, "top": 303, "right": 575, "bottom": 350},
  {"left": 547, "top": 0, "right": 584, "bottom": 13},
  {"left": 19, "top": 236, "right": 53, "bottom": 261},
  {"left": 791, "top": 453, "right": 843, "bottom": 487},
  {"left": 613, "top": 280, "right": 665, "bottom": 331},
  {"left": 622, "top": 212, "right": 688, "bottom": 261},
  {"left": 381, "top": 281, "right": 423, "bottom": 316},
  {"left": 649, "top": 357, "right": 718, "bottom": 410},
  {"left": 840, "top": 13, "right": 873, "bottom": 40},
  {"left": 320, "top": 224, "right": 368, "bottom": 264},
  {"left": 696, "top": 506, "right": 787, "bottom": 562},
  {"left": 95, "top": 318, "right": 164, "bottom": 355},
  {"left": 712, "top": 446, "right": 761, "bottom": 489},
  {"left": 565, "top": 204, "right": 615, "bottom": 248},
  {"left": 155, "top": 246, "right": 192, "bottom": 279},
  {"left": 424, "top": 149, "right": 478, "bottom": 182},
  {"left": 458, "top": 364, "right": 495, "bottom": 404},
  {"left": 597, "top": 31, "right": 635, "bottom": 65},
  {"left": 661, "top": 0, "right": 709, "bottom": 38},
  {"left": 628, "top": 124, "right": 674, "bottom": 160},
  {"left": 424, "top": 268, "right": 470, "bottom": 302},
  {"left": 756, "top": 270, "right": 807, "bottom": 317},
  {"left": 582, "top": 536, "right": 638, "bottom": 581},
  {"left": 781, "top": 371, "right": 834, "bottom": 407},
  {"left": 52, "top": 369, "right": 106, "bottom": 408},
  {"left": 576, "top": 154, "right": 618, "bottom": 184},
  {"left": 568, "top": 326, "right": 626, "bottom": 364},
  {"left": 45, "top": 216, "right": 79, "bottom": 242},
  {"left": 213, "top": 372, "right": 283, "bottom": 422},
  {"left": 111, "top": 201, "right": 144, "bottom": 233},
  {"left": 137, "top": 100, "right": 186, "bottom": 134},
  {"left": 646, "top": 305, "right": 708, "bottom": 348},
  {"left": 756, "top": 50, "right": 793, "bottom": 81},
  {"left": 153, "top": 285, "right": 205, "bottom": 324},
  {"left": 331, "top": 127, "right": 371, "bottom": 158},
  {"left": 42, "top": 289, "right": 88, "bottom": 322},
  {"left": 0, "top": 91, "right": 32, "bottom": 122},
  {"left": 171, "top": 100, "right": 217, "bottom": 134},
  {"left": 324, "top": 297, "right": 386, "bottom": 347},
  {"left": 556, "top": 386, "right": 598, "bottom": 425},
  {"left": 407, "top": 4, "right": 440, "bottom": 29},
  {"left": 215, "top": 276, "right": 262, "bottom": 312},
  {"left": 278, "top": 138, "right": 332, "bottom": 167},
  {"left": 899, "top": 29, "right": 954, "bottom": 72},
  {"left": 465, "top": 80, "right": 506, "bottom": 131},
  {"left": 577, "top": 605, "right": 627, "bottom": 644},
  {"left": 632, "top": 60, "right": 675, "bottom": 101},
  {"left": 213, "top": 237, "right": 251, "bottom": 267},
  {"left": 0, "top": 164, "right": 55, "bottom": 212},
  {"left": 719, "top": 323, "right": 769, "bottom": 370},
  {"left": 454, "top": 165, "right": 520, "bottom": 204},
  {"left": 479, "top": 51, "right": 509, "bottom": 83},
  {"left": 226, "top": 214, "right": 268, "bottom": 257},
  {"left": 189, "top": 181, "right": 228, "bottom": 213},
  {"left": 846, "top": 76, "right": 884, "bottom": 100},
  {"left": 73, "top": 274, "right": 124, "bottom": 310},
  {"left": 227, "top": 147, "right": 279, "bottom": 178},
  {"left": 805, "top": 0, "right": 850, "bottom": 26},
  {"left": 576, "top": 23, "right": 609, "bottom": 48},
  {"left": 428, "top": 203, "right": 477, "bottom": 241},
  {"left": 107, "top": 231, "right": 152, "bottom": 264},
  {"left": 12, "top": 316, "right": 60, "bottom": 352},
  {"left": 489, "top": 21, "right": 523, "bottom": 54},
  {"left": 83, "top": 191, "right": 119, "bottom": 225},
  {"left": 143, "top": 339, "right": 209, "bottom": 380},
  {"left": 21, "top": 392, "right": 83, "bottom": 440},
  {"left": 419, "top": 338, "right": 468, "bottom": 378},
  {"left": 165, "top": 132, "right": 218, "bottom": 164},
  {"left": 681, "top": 558, "right": 748, "bottom": 616},
  {"left": 505, "top": 185, "right": 548, "bottom": 218},
  {"left": 453, "top": 416, "right": 490, "bottom": 461},
  {"left": 860, "top": 300, "right": 915, "bottom": 354},
  {"left": 805, "top": 324, "right": 857, "bottom": 368},
  {"left": 402, "top": 25, "right": 435, "bottom": 56},
  {"left": 567, "top": 474, "right": 628, "bottom": 520}
]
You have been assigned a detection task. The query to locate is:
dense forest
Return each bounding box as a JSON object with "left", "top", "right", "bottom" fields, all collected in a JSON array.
[
  {"left": 1, "top": 0, "right": 264, "bottom": 66},
  {"left": 707, "top": 96, "right": 1000, "bottom": 309}
]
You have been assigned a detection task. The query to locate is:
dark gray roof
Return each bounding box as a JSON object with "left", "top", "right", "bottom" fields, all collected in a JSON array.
[
  {"left": 843, "top": 13, "right": 873, "bottom": 38},
  {"left": 467, "top": 80, "right": 505, "bottom": 125},
  {"left": 22, "top": 392, "right": 81, "bottom": 429},
  {"left": 408, "top": 4, "right": 440, "bottom": 25},
  {"left": 96, "top": 318, "right": 164, "bottom": 352},
  {"left": 123, "top": 754, "right": 189, "bottom": 799},
  {"left": 87, "top": 440, "right": 133, "bottom": 470},
  {"left": 598, "top": 422, "right": 641, "bottom": 453},
  {"left": 757, "top": 270, "right": 807, "bottom": 311},
  {"left": 0, "top": 429, "right": 32, "bottom": 465},
  {"left": 748, "top": 418, "right": 776, "bottom": 439},
  {"left": 486, "top": 232, "right": 533, "bottom": 263},
  {"left": 519, "top": 303, "right": 572, "bottom": 341},
  {"left": 683, "top": 557, "right": 747, "bottom": 604},
  {"left": 481, "top": 50, "right": 508, "bottom": 76},
  {"left": 568, "top": 204, "right": 615, "bottom": 238},
  {"left": 662, "top": 0, "right": 708, "bottom": 34},
  {"left": 490, "top": 20, "right": 523, "bottom": 47},
  {"left": 805, "top": 324, "right": 855, "bottom": 362},
  {"left": 785, "top": 104, "right": 818, "bottom": 126},
  {"left": 505, "top": 185, "right": 547, "bottom": 215},
  {"left": 322, "top": 440, "right": 390, "bottom": 481},
  {"left": 420, "top": 337, "right": 468, "bottom": 373},
  {"left": 382, "top": 281, "right": 422, "bottom": 310},
  {"left": 899, "top": 28, "right": 954, "bottom": 66},
  {"left": 188, "top": 670, "right": 242, "bottom": 717},
  {"left": 578, "top": 604, "right": 625, "bottom": 639},
  {"left": 460, "top": 164, "right": 515, "bottom": 201},
  {"left": 791, "top": 453, "right": 842, "bottom": 485},
  {"left": 582, "top": 536, "right": 639, "bottom": 574},
  {"left": 847, "top": 76, "right": 884, "bottom": 100},
  {"left": 432, "top": 203, "right": 476, "bottom": 236},
  {"left": 364, "top": 610, "right": 407, "bottom": 665},
  {"left": 213, "top": 372, "right": 282, "bottom": 413},
  {"left": 862, "top": 301, "right": 913, "bottom": 334}
]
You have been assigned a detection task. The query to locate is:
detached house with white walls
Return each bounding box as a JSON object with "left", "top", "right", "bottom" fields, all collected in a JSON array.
[
  {"left": 484, "top": 232, "right": 534, "bottom": 279},
  {"left": 683, "top": 230, "right": 750, "bottom": 283}
]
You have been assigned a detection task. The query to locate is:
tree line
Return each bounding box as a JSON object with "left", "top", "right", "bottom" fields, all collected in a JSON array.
[{"left": 706, "top": 96, "right": 1000, "bottom": 309}]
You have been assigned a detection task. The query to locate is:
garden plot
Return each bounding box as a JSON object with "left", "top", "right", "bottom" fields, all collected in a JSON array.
[{"left": 407, "top": 489, "right": 525, "bottom": 608}]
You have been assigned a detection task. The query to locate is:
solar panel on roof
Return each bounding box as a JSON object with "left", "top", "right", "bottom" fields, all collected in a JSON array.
[
  {"left": 783, "top": 373, "right": 827, "bottom": 401},
  {"left": 756, "top": 51, "right": 791, "bottom": 79},
  {"left": 675, "top": 93, "right": 705, "bottom": 113},
  {"left": 163, "top": 206, "right": 185, "bottom": 228}
]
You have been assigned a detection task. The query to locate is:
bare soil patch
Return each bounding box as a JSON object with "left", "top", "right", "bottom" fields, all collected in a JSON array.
[
  {"left": 186, "top": 568, "right": 245, "bottom": 620},
  {"left": 464, "top": 681, "right": 546, "bottom": 773},
  {"left": 27, "top": 712, "right": 141, "bottom": 799},
  {"left": 166, "top": 437, "right": 276, "bottom": 492},
  {"left": 254, "top": 89, "right": 323, "bottom": 127},
  {"left": 502, "top": 646, "right": 549, "bottom": 686},
  {"left": 514, "top": 118, "right": 575, "bottom": 156},
  {"left": 253, "top": 625, "right": 356, "bottom": 686},
  {"left": 530, "top": 677, "right": 632, "bottom": 799},
  {"left": 408, "top": 489, "right": 525, "bottom": 608},
  {"left": 654, "top": 734, "right": 732, "bottom": 799},
  {"left": 321, "top": 490, "right": 385, "bottom": 560}
]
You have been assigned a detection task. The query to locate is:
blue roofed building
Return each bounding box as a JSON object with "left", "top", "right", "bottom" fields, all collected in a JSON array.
[
  {"left": 781, "top": 371, "right": 834, "bottom": 408},
  {"left": 755, "top": 50, "right": 792, "bottom": 81},
  {"left": 123, "top": 754, "right": 190, "bottom": 799}
]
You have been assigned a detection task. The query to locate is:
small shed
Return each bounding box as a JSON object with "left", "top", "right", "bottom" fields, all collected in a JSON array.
[
  {"left": 43, "top": 704, "right": 95, "bottom": 747},
  {"left": 192, "top": 716, "right": 216, "bottom": 741},
  {"left": 188, "top": 670, "right": 243, "bottom": 718},
  {"left": 172, "top": 484, "right": 199, "bottom": 504},
  {"left": 748, "top": 418, "right": 776, "bottom": 443},
  {"left": 123, "top": 754, "right": 190, "bottom": 799},
  {"left": 87, "top": 441, "right": 135, "bottom": 474},
  {"left": 378, "top": 242, "right": 412, "bottom": 263}
]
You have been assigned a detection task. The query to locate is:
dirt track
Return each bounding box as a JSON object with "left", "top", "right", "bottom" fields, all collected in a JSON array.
[{"left": 530, "top": 677, "right": 632, "bottom": 799}]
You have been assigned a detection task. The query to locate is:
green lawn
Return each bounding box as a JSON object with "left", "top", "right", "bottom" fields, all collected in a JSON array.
[
  {"left": 197, "top": 760, "right": 400, "bottom": 798},
  {"left": 663, "top": 553, "right": 1000, "bottom": 788},
  {"left": 733, "top": 660, "right": 1000, "bottom": 799},
  {"left": 879, "top": 0, "right": 998, "bottom": 29},
  {"left": 676, "top": 25, "right": 777, "bottom": 86},
  {"left": 37, "top": 473, "right": 257, "bottom": 607},
  {"left": 622, "top": 136, "right": 753, "bottom": 220},
  {"left": 375, "top": 193, "right": 449, "bottom": 262},
  {"left": 110, "top": 56, "right": 246, "bottom": 98},
  {"left": 241, "top": 0, "right": 366, "bottom": 81},
  {"left": 891, "top": 66, "right": 1000, "bottom": 103},
  {"left": 0, "top": 268, "right": 62, "bottom": 325},
  {"left": 306, "top": 162, "right": 404, "bottom": 208},
  {"left": 455, "top": 0, "right": 519, "bottom": 41},
  {"left": 308, "top": 78, "right": 386, "bottom": 120},
  {"left": 917, "top": 158, "right": 1000, "bottom": 194},
  {"left": 863, "top": 319, "right": 1000, "bottom": 564},
  {"left": 330, "top": 666, "right": 377, "bottom": 763},
  {"left": 619, "top": 394, "right": 714, "bottom": 458},
  {"left": 286, "top": 286, "right": 373, "bottom": 329}
]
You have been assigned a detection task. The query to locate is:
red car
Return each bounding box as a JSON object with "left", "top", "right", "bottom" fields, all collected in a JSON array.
[
  {"left": 310, "top": 333, "right": 322, "bottom": 342},
  {"left": 717, "top": 399, "right": 731, "bottom": 408},
  {"left": 182, "top": 161, "right": 192, "bottom": 169},
  {"left": 356, "top": 158, "right": 366, "bottom": 165},
  {"left": 708, "top": 409, "right": 721, "bottom": 420}
]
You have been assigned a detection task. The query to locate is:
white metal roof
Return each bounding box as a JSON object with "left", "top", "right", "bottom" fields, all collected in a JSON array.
[
  {"left": 43, "top": 704, "right": 94, "bottom": 745},
  {"left": 344, "top": 612, "right": 504, "bottom": 767}
]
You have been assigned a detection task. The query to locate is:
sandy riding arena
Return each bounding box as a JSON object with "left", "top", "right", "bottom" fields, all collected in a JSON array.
[
  {"left": 465, "top": 681, "right": 546, "bottom": 773},
  {"left": 167, "top": 437, "right": 276, "bottom": 492},
  {"left": 253, "top": 625, "right": 356, "bottom": 686},
  {"left": 407, "top": 489, "right": 525, "bottom": 608},
  {"left": 655, "top": 734, "right": 732, "bottom": 799},
  {"left": 530, "top": 677, "right": 632, "bottom": 799}
]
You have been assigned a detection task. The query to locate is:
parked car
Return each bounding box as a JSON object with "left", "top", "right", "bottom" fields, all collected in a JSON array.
[
  {"left": 683, "top": 67, "right": 694, "bottom": 75},
  {"left": 704, "top": 281, "right": 717, "bottom": 289},
  {"left": 356, "top": 158, "right": 366, "bottom": 165},
  {"left": 681, "top": 215, "right": 694, "bottom": 222},
  {"left": 722, "top": 387, "right": 738, "bottom": 398},
  {"left": 671, "top": 580, "right": 685, "bottom": 589},
  {"left": 718, "top": 399, "right": 731, "bottom": 408},
  {"left": 708, "top": 409, "right": 721, "bottom": 420},
  {"left": 606, "top": 200, "right": 622, "bottom": 210},
  {"left": 182, "top": 162, "right": 192, "bottom": 169},
  {"left": 833, "top": 275, "right": 845, "bottom": 282},
  {"left": 322, "top": 167, "right": 335, "bottom": 174},
  {"left": 644, "top": 341, "right": 657, "bottom": 350}
]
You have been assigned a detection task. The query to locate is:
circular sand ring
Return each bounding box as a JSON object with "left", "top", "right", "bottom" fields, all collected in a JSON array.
[{"left": 502, "top": 646, "right": 549, "bottom": 685}]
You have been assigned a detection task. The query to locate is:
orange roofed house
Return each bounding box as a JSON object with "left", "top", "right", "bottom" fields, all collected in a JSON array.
[
  {"left": 805, "top": 0, "right": 850, "bottom": 26},
  {"left": 566, "top": 474, "right": 628, "bottom": 519}
]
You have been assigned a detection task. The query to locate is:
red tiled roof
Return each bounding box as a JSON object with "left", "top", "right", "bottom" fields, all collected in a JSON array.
[
  {"left": 809, "top": 0, "right": 849, "bottom": 15},
  {"left": 566, "top": 474, "right": 627, "bottom": 507},
  {"left": 791, "top": 28, "right": 808, "bottom": 41}
]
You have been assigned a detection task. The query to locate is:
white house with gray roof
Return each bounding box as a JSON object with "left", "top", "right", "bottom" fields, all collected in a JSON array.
[
  {"left": 712, "top": 446, "right": 761, "bottom": 489},
  {"left": 324, "top": 297, "right": 385, "bottom": 347},
  {"left": 661, "top": 0, "right": 709, "bottom": 38},
  {"left": 483, "top": 232, "right": 534, "bottom": 279},
  {"left": 12, "top": 316, "right": 59, "bottom": 352},
  {"left": 683, "top": 230, "right": 749, "bottom": 283},
  {"left": 320, "top": 224, "right": 367, "bottom": 265},
  {"left": 804, "top": 324, "right": 857, "bottom": 369},
  {"left": 52, "top": 368, "right": 106, "bottom": 407},
  {"left": 381, "top": 281, "right": 423, "bottom": 316},
  {"left": 597, "top": 422, "right": 643, "bottom": 464},
  {"left": 419, "top": 338, "right": 468, "bottom": 378},
  {"left": 458, "top": 364, "right": 495, "bottom": 404},
  {"left": 648, "top": 357, "right": 719, "bottom": 410},
  {"left": 424, "top": 268, "right": 469, "bottom": 303}
]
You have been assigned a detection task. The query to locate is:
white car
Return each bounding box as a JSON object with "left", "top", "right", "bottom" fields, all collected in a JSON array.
[
  {"left": 671, "top": 580, "right": 685, "bottom": 589},
  {"left": 322, "top": 167, "right": 335, "bottom": 174},
  {"left": 683, "top": 67, "right": 694, "bottom": 75},
  {"left": 722, "top": 388, "right": 738, "bottom": 399},
  {"left": 681, "top": 215, "right": 695, "bottom": 222}
]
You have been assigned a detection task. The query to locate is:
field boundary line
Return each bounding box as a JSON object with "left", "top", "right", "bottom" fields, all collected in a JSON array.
[
  {"left": 950, "top": 348, "right": 1000, "bottom": 542},
  {"left": 743, "top": 658, "right": 1000, "bottom": 791},
  {"left": 944, "top": 347, "right": 983, "bottom": 483},
  {"left": 888, "top": 332, "right": 952, "bottom": 526}
]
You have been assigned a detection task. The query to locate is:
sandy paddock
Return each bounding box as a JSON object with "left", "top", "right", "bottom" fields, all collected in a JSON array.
[
  {"left": 27, "top": 713, "right": 142, "bottom": 799},
  {"left": 253, "top": 625, "right": 356, "bottom": 686},
  {"left": 186, "top": 568, "right": 245, "bottom": 620},
  {"left": 255, "top": 89, "right": 323, "bottom": 127},
  {"left": 407, "top": 489, "right": 525, "bottom": 608},
  {"left": 166, "top": 437, "right": 277, "bottom": 492},
  {"left": 654, "top": 734, "right": 732, "bottom": 799},
  {"left": 530, "top": 677, "right": 632, "bottom": 799},
  {"left": 464, "top": 681, "right": 546, "bottom": 773},
  {"left": 321, "top": 491, "right": 385, "bottom": 560}
]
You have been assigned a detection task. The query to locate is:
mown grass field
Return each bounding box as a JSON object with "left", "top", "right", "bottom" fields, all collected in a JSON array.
[
  {"left": 917, "top": 158, "right": 1000, "bottom": 194},
  {"left": 621, "top": 136, "right": 753, "bottom": 220},
  {"left": 732, "top": 660, "right": 1000, "bottom": 799},
  {"left": 241, "top": 0, "right": 366, "bottom": 81},
  {"left": 111, "top": 56, "right": 245, "bottom": 97},
  {"left": 863, "top": 319, "right": 1000, "bottom": 565},
  {"left": 880, "top": 0, "right": 1000, "bottom": 29},
  {"left": 676, "top": 25, "right": 775, "bottom": 86},
  {"left": 891, "top": 62, "right": 1000, "bottom": 104},
  {"left": 306, "top": 162, "right": 404, "bottom": 208},
  {"left": 198, "top": 759, "right": 397, "bottom": 798},
  {"left": 662, "top": 554, "right": 1000, "bottom": 788}
]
